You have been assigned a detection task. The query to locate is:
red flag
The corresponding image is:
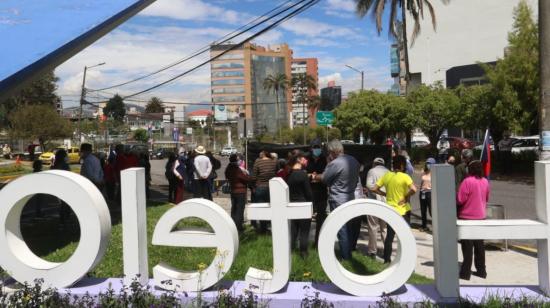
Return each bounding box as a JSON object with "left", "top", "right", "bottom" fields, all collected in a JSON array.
[{"left": 480, "top": 129, "right": 491, "bottom": 179}]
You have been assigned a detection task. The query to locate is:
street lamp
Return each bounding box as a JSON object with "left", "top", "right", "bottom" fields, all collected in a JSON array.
[
  {"left": 345, "top": 64, "right": 364, "bottom": 92},
  {"left": 78, "top": 62, "right": 106, "bottom": 143}
]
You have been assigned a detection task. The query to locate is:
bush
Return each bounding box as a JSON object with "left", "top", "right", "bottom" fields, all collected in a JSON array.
[{"left": 0, "top": 163, "right": 24, "bottom": 175}]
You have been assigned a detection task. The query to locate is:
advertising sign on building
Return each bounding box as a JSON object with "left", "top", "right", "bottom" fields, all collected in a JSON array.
[
  {"left": 214, "top": 104, "right": 228, "bottom": 121},
  {"left": 390, "top": 44, "right": 400, "bottom": 78}
]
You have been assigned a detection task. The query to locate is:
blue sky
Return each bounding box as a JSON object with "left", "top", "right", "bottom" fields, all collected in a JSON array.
[{"left": 3, "top": 0, "right": 395, "bottom": 108}]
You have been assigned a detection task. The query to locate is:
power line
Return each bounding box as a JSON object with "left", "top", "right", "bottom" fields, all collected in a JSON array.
[
  {"left": 87, "top": 0, "right": 297, "bottom": 92},
  {"left": 122, "top": 0, "right": 319, "bottom": 99}
]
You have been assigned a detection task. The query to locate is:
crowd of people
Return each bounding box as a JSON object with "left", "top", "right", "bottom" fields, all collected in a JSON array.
[{"left": 165, "top": 140, "right": 490, "bottom": 277}]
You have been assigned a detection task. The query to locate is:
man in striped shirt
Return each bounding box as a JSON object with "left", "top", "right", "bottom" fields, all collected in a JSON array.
[{"left": 252, "top": 149, "right": 277, "bottom": 233}]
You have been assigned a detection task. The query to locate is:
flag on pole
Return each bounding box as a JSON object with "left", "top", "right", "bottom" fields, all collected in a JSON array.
[{"left": 480, "top": 129, "right": 492, "bottom": 179}]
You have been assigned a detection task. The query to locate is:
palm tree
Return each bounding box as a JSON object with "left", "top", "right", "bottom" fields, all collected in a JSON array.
[
  {"left": 307, "top": 95, "right": 321, "bottom": 118},
  {"left": 355, "top": 0, "right": 439, "bottom": 93},
  {"left": 291, "top": 73, "right": 317, "bottom": 144},
  {"left": 263, "top": 73, "right": 289, "bottom": 141}
]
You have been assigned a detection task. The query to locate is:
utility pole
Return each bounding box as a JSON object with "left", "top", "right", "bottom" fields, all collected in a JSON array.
[
  {"left": 345, "top": 64, "right": 364, "bottom": 92},
  {"left": 540, "top": 0, "right": 550, "bottom": 160},
  {"left": 78, "top": 62, "right": 105, "bottom": 144}
]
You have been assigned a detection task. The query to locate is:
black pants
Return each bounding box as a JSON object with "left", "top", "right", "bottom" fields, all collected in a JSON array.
[
  {"left": 230, "top": 193, "right": 246, "bottom": 232},
  {"left": 312, "top": 185, "right": 328, "bottom": 247},
  {"left": 460, "top": 240, "right": 486, "bottom": 278},
  {"left": 419, "top": 191, "right": 432, "bottom": 228},
  {"left": 168, "top": 178, "right": 178, "bottom": 202},
  {"left": 291, "top": 219, "right": 312, "bottom": 253},
  {"left": 348, "top": 217, "right": 363, "bottom": 251},
  {"left": 193, "top": 179, "right": 212, "bottom": 200},
  {"left": 383, "top": 211, "right": 411, "bottom": 263}
]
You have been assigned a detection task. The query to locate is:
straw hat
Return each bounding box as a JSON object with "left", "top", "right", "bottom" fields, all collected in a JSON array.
[{"left": 195, "top": 145, "right": 206, "bottom": 154}]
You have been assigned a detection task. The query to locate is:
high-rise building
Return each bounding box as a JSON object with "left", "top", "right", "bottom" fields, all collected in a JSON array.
[
  {"left": 405, "top": 0, "right": 536, "bottom": 88},
  {"left": 210, "top": 43, "right": 292, "bottom": 136},
  {"left": 320, "top": 83, "right": 341, "bottom": 111},
  {"left": 291, "top": 58, "right": 318, "bottom": 128}
]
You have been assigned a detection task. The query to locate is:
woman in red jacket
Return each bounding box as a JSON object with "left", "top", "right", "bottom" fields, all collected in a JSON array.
[{"left": 225, "top": 154, "right": 251, "bottom": 233}]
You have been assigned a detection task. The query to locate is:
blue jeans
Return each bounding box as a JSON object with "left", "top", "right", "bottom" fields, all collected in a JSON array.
[
  {"left": 329, "top": 200, "right": 353, "bottom": 260},
  {"left": 252, "top": 186, "right": 270, "bottom": 233}
]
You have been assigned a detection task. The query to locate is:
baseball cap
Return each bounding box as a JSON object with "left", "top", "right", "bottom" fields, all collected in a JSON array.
[
  {"left": 373, "top": 157, "right": 385, "bottom": 165},
  {"left": 426, "top": 157, "right": 436, "bottom": 165}
]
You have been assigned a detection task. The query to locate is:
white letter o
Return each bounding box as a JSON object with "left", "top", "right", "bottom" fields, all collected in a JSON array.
[
  {"left": 0, "top": 171, "right": 111, "bottom": 287},
  {"left": 318, "top": 199, "right": 417, "bottom": 296}
]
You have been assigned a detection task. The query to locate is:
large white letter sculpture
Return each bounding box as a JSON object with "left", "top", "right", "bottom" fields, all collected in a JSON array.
[
  {"left": 0, "top": 170, "right": 111, "bottom": 287},
  {"left": 152, "top": 198, "right": 239, "bottom": 291},
  {"left": 245, "top": 178, "right": 312, "bottom": 293},
  {"left": 121, "top": 168, "right": 149, "bottom": 285},
  {"left": 432, "top": 162, "right": 550, "bottom": 297},
  {"left": 318, "top": 199, "right": 417, "bottom": 296}
]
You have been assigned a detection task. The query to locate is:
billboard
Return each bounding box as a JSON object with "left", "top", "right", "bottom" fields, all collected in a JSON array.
[
  {"left": 214, "top": 104, "right": 228, "bottom": 121},
  {"left": 390, "top": 44, "right": 400, "bottom": 78}
]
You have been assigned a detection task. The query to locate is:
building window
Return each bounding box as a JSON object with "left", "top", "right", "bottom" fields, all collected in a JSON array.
[
  {"left": 217, "top": 54, "right": 243, "bottom": 60},
  {"left": 211, "top": 62, "right": 244, "bottom": 69},
  {"left": 212, "top": 96, "right": 245, "bottom": 103},
  {"left": 212, "top": 71, "right": 244, "bottom": 78},
  {"left": 212, "top": 79, "right": 245, "bottom": 85},
  {"left": 212, "top": 87, "right": 245, "bottom": 94}
]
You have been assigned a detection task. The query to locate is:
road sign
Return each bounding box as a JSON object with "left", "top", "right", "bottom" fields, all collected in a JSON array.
[{"left": 316, "top": 111, "right": 334, "bottom": 126}]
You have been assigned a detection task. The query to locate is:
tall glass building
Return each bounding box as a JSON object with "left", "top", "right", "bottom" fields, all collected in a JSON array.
[{"left": 210, "top": 43, "right": 292, "bottom": 136}]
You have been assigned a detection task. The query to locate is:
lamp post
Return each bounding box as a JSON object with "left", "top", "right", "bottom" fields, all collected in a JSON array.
[
  {"left": 78, "top": 62, "right": 105, "bottom": 144},
  {"left": 345, "top": 64, "right": 364, "bottom": 92}
]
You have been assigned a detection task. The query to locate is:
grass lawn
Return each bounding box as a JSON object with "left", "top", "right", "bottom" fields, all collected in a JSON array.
[{"left": 21, "top": 202, "right": 432, "bottom": 284}]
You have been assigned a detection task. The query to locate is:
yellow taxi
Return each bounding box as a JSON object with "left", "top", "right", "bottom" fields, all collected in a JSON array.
[{"left": 39, "top": 147, "right": 81, "bottom": 165}]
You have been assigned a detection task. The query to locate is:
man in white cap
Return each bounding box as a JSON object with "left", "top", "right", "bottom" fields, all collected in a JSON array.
[
  {"left": 193, "top": 145, "right": 213, "bottom": 200},
  {"left": 365, "top": 157, "right": 388, "bottom": 258}
]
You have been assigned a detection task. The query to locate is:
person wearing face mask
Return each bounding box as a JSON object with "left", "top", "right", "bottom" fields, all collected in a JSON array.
[
  {"left": 306, "top": 141, "right": 328, "bottom": 247},
  {"left": 311, "top": 140, "right": 360, "bottom": 260},
  {"left": 288, "top": 150, "right": 313, "bottom": 258},
  {"left": 419, "top": 157, "right": 436, "bottom": 232}
]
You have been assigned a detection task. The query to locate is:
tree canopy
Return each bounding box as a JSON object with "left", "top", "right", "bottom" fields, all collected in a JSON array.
[
  {"left": 103, "top": 94, "right": 126, "bottom": 122},
  {"left": 145, "top": 97, "right": 164, "bottom": 113},
  {"left": 9, "top": 105, "right": 72, "bottom": 151}
]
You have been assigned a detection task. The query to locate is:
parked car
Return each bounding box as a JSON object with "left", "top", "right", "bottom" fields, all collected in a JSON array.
[
  {"left": 411, "top": 140, "right": 430, "bottom": 148},
  {"left": 39, "top": 146, "right": 80, "bottom": 165},
  {"left": 340, "top": 140, "right": 355, "bottom": 145},
  {"left": 437, "top": 137, "right": 475, "bottom": 151},
  {"left": 511, "top": 135, "right": 539, "bottom": 154},
  {"left": 220, "top": 146, "right": 238, "bottom": 156},
  {"left": 152, "top": 148, "right": 174, "bottom": 160}
]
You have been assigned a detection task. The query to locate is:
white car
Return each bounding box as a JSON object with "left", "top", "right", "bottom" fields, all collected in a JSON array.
[
  {"left": 511, "top": 136, "right": 539, "bottom": 154},
  {"left": 340, "top": 140, "right": 355, "bottom": 145},
  {"left": 220, "top": 147, "right": 237, "bottom": 156}
]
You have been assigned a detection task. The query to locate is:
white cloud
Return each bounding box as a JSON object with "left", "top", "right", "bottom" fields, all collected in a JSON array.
[
  {"left": 280, "top": 17, "right": 363, "bottom": 40},
  {"left": 293, "top": 38, "right": 340, "bottom": 47},
  {"left": 140, "top": 0, "right": 250, "bottom": 24},
  {"left": 326, "top": 0, "right": 356, "bottom": 12}
]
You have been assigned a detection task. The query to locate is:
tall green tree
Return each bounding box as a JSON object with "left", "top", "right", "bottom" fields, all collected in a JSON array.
[
  {"left": 263, "top": 73, "right": 289, "bottom": 141},
  {"left": 133, "top": 128, "right": 149, "bottom": 143},
  {"left": 103, "top": 94, "right": 126, "bottom": 122},
  {"left": 408, "top": 84, "right": 460, "bottom": 147},
  {"left": 9, "top": 105, "right": 72, "bottom": 151},
  {"left": 0, "top": 71, "right": 61, "bottom": 127},
  {"left": 482, "top": 0, "right": 538, "bottom": 136},
  {"left": 291, "top": 73, "right": 317, "bottom": 144},
  {"left": 334, "top": 90, "right": 395, "bottom": 144},
  {"left": 145, "top": 97, "right": 164, "bottom": 113}
]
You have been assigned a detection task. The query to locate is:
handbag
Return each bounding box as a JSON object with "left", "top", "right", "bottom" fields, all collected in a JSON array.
[{"left": 221, "top": 181, "right": 231, "bottom": 194}]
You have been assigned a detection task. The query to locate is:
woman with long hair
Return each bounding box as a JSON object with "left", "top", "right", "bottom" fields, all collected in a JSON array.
[
  {"left": 419, "top": 158, "right": 436, "bottom": 231},
  {"left": 457, "top": 160, "right": 490, "bottom": 280},
  {"left": 225, "top": 154, "right": 251, "bottom": 233},
  {"left": 287, "top": 150, "right": 313, "bottom": 258}
]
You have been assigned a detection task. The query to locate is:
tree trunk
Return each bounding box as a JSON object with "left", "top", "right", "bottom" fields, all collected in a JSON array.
[
  {"left": 540, "top": 0, "right": 550, "bottom": 160},
  {"left": 275, "top": 89, "right": 281, "bottom": 142},
  {"left": 405, "top": 130, "right": 412, "bottom": 151},
  {"left": 401, "top": 5, "right": 411, "bottom": 95}
]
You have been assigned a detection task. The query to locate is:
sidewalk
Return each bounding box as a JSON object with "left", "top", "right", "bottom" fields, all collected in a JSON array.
[{"left": 212, "top": 196, "right": 539, "bottom": 285}]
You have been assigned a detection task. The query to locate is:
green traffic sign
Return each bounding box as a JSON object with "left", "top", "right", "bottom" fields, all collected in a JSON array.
[{"left": 316, "top": 111, "right": 334, "bottom": 126}]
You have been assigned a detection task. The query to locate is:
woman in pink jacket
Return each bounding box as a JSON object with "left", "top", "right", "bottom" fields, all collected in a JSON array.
[{"left": 457, "top": 160, "right": 490, "bottom": 280}]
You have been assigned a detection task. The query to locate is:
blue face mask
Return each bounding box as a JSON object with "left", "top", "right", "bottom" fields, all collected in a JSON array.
[{"left": 312, "top": 148, "right": 322, "bottom": 157}]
